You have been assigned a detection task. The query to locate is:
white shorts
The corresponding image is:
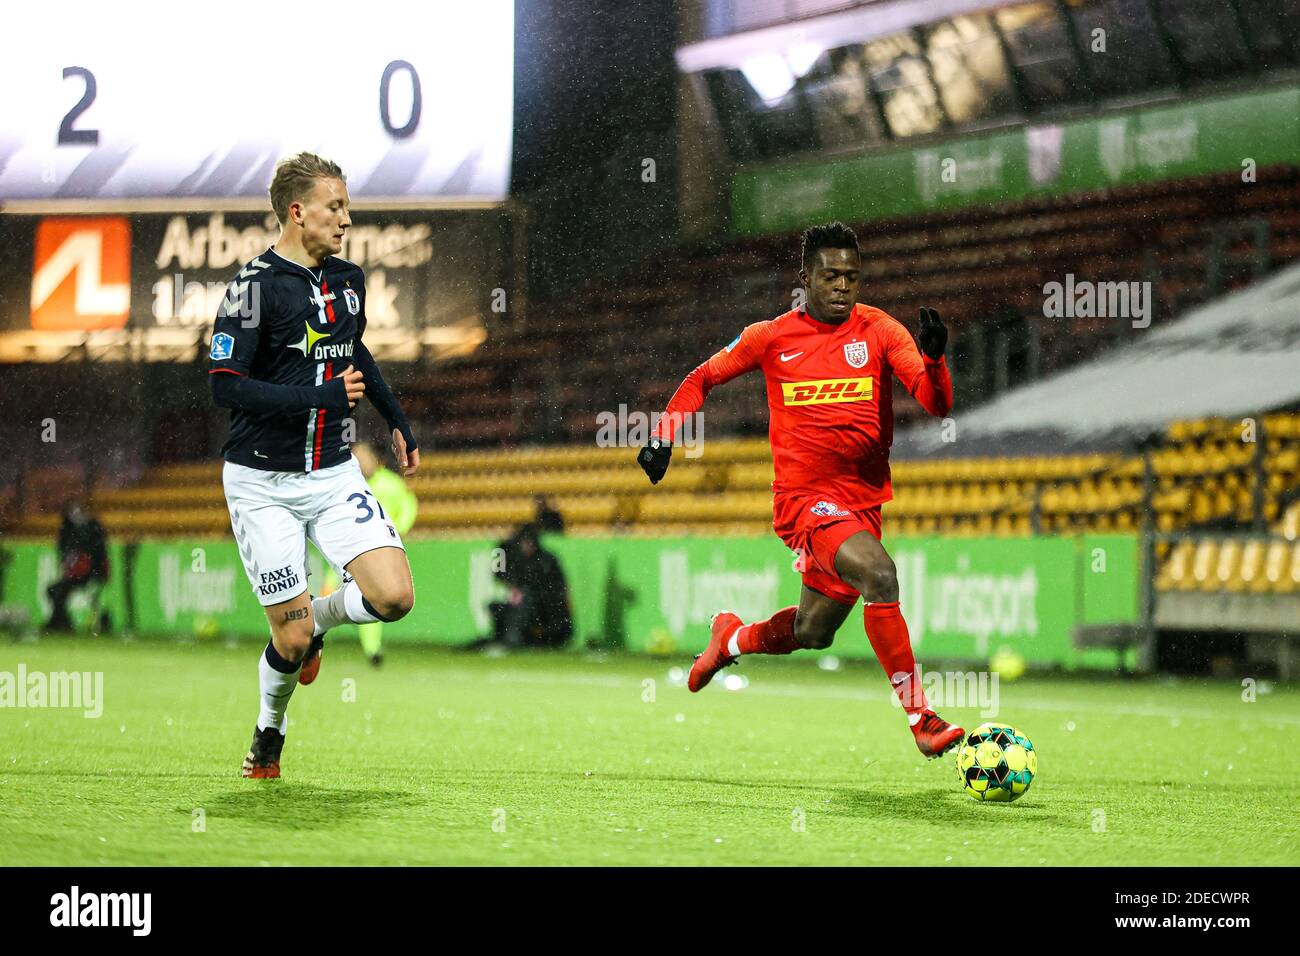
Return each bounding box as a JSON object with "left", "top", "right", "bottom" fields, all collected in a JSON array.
[{"left": 222, "top": 458, "right": 405, "bottom": 606}]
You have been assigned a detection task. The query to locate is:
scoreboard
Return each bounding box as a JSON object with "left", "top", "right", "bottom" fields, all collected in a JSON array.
[{"left": 0, "top": 0, "right": 513, "bottom": 204}]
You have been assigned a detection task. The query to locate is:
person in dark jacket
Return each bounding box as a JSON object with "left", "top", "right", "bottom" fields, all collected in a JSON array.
[
  {"left": 488, "top": 524, "right": 572, "bottom": 648},
  {"left": 534, "top": 495, "right": 565, "bottom": 535},
  {"left": 45, "top": 501, "right": 109, "bottom": 633}
]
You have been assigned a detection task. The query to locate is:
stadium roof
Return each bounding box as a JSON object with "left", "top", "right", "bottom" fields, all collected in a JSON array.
[
  {"left": 676, "top": 0, "right": 993, "bottom": 72},
  {"left": 901, "top": 260, "right": 1300, "bottom": 453}
]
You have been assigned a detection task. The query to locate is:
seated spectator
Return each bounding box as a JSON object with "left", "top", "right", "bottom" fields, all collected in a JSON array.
[
  {"left": 45, "top": 501, "right": 110, "bottom": 633},
  {"left": 534, "top": 495, "right": 565, "bottom": 534},
  {"left": 483, "top": 524, "right": 572, "bottom": 649}
]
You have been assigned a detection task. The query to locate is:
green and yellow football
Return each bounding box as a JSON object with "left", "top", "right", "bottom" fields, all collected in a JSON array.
[{"left": 956, "top": 723, "right": 1037, "bottom": 802}]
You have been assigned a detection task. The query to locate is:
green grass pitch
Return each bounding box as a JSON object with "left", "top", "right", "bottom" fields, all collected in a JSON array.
[{"left": 2, "top": 636, "right": 1297, "bottom": 866}]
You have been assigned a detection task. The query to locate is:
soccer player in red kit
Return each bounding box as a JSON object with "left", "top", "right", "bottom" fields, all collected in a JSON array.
[{"left": 636, "top": 222, "right": 964, "bottom": 758}]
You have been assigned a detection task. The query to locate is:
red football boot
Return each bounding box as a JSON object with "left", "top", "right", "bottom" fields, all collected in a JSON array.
[
  {"left": 298, "top": 635, "right": 323, "bottom": 686},
  {"left": 688, "top": 611, "right": 742, "bottom": 693},
  {"left": 912, "top": 710, "right": 964, "bottom": 759}
]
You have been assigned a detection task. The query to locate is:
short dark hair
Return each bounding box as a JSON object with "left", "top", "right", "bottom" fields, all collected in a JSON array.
[{"left": 801, "top": 221, "right": 859, "bottom": 271}]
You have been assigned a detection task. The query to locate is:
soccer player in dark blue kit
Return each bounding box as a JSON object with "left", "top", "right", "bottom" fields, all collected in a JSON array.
[{"left": 209, "top": 152, "right": 420, "bottom": 778}]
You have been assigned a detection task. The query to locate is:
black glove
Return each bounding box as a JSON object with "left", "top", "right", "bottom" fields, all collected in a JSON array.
[
  {"left": 637, "top": 437, "right": 672, "bottom": 484},
  {"left": 918, "top": 307, "right": 947, "bottom": 360}
]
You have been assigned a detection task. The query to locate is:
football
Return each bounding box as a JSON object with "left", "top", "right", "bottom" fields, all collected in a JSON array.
[{"left": 956, "top": 723, "right": 1037, "bottom": 802}]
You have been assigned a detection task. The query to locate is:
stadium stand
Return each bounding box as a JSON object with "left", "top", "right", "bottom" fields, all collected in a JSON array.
[
  {"left": 404, "top": 166, "right": 1300, "bottom": 449},
  {"left": 9, "top": 414, "right": 1300, "bottom": 598}
]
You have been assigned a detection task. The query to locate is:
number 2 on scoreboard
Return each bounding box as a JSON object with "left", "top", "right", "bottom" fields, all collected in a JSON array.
[{"left": 58, "top": 66, "right": 99, "bottom": 146}]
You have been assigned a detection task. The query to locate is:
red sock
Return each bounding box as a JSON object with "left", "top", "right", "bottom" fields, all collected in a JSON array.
[
  {"left": 735, "top": 606, "right": 800, "bottom": 655},
  {"left": 863, "top": 601, "right": 929, "bottom": 716}
]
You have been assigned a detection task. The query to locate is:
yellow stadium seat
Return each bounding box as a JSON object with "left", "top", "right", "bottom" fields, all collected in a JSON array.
[
  {"left": 1281, "top": 503, "right": 1300, "bottom": 541},
  {"left": 1162, "top": 540, "right": 1193, "bottom": 590},
  {"left": 1233, "top": 540, "right": 1264, "bottom": 592},
  {"left": 1214, "top": 540, "right": 1242, "bottom": 590},
  {"left": 1214, "top": 490, "right": 1235, "bottom": 518},
  {"left": 1191, "top": 540, "right": 1219, "bottom": 591},
  {"left": 1259, "top": 542, "right": 1289, "bottom": 593},
  {"left": 638, "top": 492, "right": 772, "bottom": 524},
  {"left": 726, "top": 462, "right": 776, "bottom": 491},
  {"left": 416, "top": 499, "right": 535, "bottom": 529}
]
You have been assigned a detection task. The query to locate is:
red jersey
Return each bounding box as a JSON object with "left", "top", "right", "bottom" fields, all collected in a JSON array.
[{"left": 654, "top": 304, "right": 952, "bottom": 513}]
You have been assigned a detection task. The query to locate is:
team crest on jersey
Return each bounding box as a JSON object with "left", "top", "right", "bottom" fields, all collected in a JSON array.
[
  {"left": 343, "top": 289, "right": 360, "bottom": 315},
  {"left": 811, "top": 500, "right": 850, "bottom": 518},
  {"left": 210, "top": 332, "right": 234, "bottom": 361},
  {"left": 843, "top": 340, "right": 869, "bottom": 368}
]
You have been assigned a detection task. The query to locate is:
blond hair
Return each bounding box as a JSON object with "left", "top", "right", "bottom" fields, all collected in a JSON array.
[{"left": 268, "top": 152, "right": 346, "bottom": 226}]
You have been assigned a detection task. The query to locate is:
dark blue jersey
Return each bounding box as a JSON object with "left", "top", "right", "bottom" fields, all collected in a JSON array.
[{"left": 209, "top": 247, "right": 367, "bottom": 473}]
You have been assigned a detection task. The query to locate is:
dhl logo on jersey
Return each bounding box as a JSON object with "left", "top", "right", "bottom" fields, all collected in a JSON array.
[{"left": 781, "top": 377, "right": 873, "bottom": 406}]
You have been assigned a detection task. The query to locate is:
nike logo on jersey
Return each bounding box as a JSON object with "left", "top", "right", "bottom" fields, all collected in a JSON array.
[
  {"left": 253, "top": 450, "right": 268, "bottom": 459},
  {"left": 779, "top": 351, "right": 804, "bottom": 362}
]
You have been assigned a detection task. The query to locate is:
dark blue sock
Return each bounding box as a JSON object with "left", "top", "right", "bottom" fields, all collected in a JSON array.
[
  {"left": 362, "top": 595, "right": 396, "bottom": 623},
  {"left": 264, "top": 641, "right": 301, "bottom": 674}
]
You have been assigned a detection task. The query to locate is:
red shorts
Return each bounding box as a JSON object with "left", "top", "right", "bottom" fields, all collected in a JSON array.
[{"left": 773, "top": 495, "right": 882, "bottom": 606}]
